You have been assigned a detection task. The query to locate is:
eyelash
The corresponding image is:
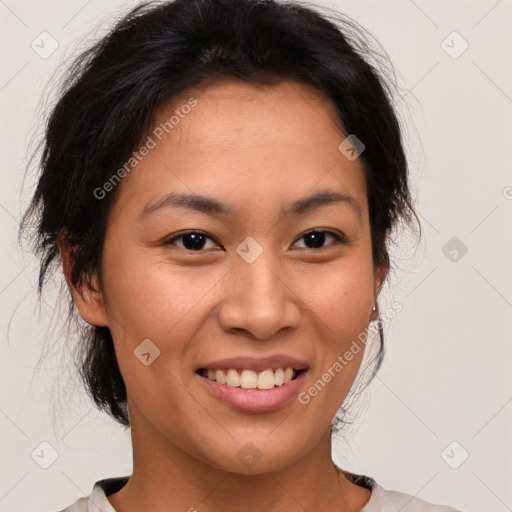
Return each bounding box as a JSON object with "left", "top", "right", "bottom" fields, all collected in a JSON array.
[{"left": 164, "top": 229, "right": 346, "bottom": 252}]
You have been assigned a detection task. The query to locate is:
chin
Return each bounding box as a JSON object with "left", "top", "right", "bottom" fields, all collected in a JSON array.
[{"left": 195, "top": 431, "right": 311, "bottom": 475}]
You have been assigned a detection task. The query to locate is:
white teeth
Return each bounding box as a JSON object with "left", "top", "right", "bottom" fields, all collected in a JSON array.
[
  {"left": 240, "top": 369, "right": 258, "bottom": 389},
  {"left": 226, "top": 369, "right": 241, "bottom": 387},
  {"left": 201, "top": 366, "right": 300, "bottom": 389},
  {"left": 215, "top": 369, "right": 226, "bottom": 385},
  {"left": 274, "top": 368, "right": 284, "bottom": 386},
  {"left": 257, "top": 369, "right": 275, "bottom": 389},
  {"left": 283, "top": 367, "right": 294, "bottom": 384}
]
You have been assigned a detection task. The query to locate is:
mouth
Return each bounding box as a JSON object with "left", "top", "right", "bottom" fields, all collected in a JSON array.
[
  {"left": 195, "top": 366, "right": 309, "bottom": 412},
  {"left": 195, "top": 367, "right": 307, "bottom": 391}
]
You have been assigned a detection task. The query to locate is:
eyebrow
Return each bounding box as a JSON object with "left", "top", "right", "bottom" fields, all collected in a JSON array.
[{"left": 138, "top": 189, "right": 361, "bottom": 221}]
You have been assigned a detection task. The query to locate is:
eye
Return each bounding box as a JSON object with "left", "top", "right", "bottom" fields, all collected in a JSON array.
[
  {"left": 164, "top": 231, "right": 220, "bottom": 251},
  {"left": 292, "top": 230, "right": 346, "bottom": 250},
  {"left": 164, "top": 229, "right": 346, "bottom": 252}
]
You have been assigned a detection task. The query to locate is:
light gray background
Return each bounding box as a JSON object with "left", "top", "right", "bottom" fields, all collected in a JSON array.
[{"left": 1, "top": 1, "right": 511, "bottom": 511}]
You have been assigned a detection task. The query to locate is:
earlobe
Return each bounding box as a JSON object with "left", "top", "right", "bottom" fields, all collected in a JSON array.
[
  {"left": 370, "top": 301, "right": 379, "bottom": 322},
  {"left": 58, "top": 238, "right": 109, "bottom": 327},
  {"left": 375, "top": 264, "right": 387, "bottom": 297},
  {"left": 371, "top": 263, "right": 388, "bottom": 322},
  {"left": 375, "top": 261, "right": 388, "bottom": 295}
]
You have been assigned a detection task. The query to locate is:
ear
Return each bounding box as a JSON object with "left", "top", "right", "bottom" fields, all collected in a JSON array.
[
  {"left": 58, "top": 236, "right": 109, "bottom": 327},
  {"left": 370, "top": 262, "right": 388, "bottom": 322}
]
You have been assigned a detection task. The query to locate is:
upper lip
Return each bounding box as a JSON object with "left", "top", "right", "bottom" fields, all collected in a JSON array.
[{"left": 196, "top": 355, "right": 309, "bottom": 373}]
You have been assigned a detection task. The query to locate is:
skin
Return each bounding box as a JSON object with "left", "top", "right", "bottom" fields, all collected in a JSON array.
[{"left": 60, "top": 78, "right": 387, "bottom": 512}]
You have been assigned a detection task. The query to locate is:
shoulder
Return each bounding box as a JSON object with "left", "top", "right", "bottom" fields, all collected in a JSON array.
[
  {"left": 363, "top": 481, "right": 463, "bottom": 512},
  {"left": 52, "top": 496, "right": 89, "bottom": 512},
  {"left": 342, "top": 470, "right": 462, "bottom": 512},
  {"left": 51, "top": 475, "right": 130, "bottom": 512},
  {"left": 52, "top": 473, "right": 464, "bottom": 512}
]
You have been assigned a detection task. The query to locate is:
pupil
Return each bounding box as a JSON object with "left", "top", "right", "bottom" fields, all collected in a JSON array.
[
  {"left": 181, "top": 232, "right": 326, "bottom": 250},
  {"left": 304, "top": 231, "right": 325, "bottom": 249},
  {"left": 183, "top": 233, "right": 206, "bottom": 250}
]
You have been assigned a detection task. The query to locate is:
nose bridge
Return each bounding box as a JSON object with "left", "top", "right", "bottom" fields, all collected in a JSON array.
[{"left": 218, "top": 238, "right": 300, "bottom": 340}]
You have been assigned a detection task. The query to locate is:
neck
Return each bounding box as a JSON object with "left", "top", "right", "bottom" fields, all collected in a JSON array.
[{"left": 107, "top": 408, "right": 370, "bottom": 512}]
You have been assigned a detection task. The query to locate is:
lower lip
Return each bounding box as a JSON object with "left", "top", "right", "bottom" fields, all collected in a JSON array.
[{"left": 197, "top": 371, "right": 308, "bottom": 412}]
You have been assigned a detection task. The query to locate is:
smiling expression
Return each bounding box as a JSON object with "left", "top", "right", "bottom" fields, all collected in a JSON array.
[{"left": 71, "top": 77, "right": 386, "bottom": 474}]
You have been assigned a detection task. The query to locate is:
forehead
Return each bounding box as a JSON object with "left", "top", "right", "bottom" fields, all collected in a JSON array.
[
  {"left": 155, "top": 77, "right": 346, "bottom": 149},
  {"left": 112, "top": 78, "right": 367, "bottom": 221}
]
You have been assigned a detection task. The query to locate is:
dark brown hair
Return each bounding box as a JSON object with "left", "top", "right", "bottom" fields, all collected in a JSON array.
[{"left": 21, "top": 0, "right": 420, "bottom": 428}]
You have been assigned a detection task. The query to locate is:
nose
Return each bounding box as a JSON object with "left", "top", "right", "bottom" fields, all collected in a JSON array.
[{"left": 217, "top": 249, "right": 301, "bottom": 341}]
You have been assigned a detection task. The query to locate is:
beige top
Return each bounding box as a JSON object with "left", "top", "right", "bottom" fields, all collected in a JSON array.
[{"left": 55, "top": 473, "right": 463, "bottom": 512}]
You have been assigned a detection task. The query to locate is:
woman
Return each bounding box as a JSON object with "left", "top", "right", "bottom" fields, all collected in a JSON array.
[{"left": 22, "top": 0, "right": 463, "bottom": 510}]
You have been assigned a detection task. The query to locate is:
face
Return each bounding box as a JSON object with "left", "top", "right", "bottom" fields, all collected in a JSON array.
[{"left": 68, "top": 78, "right": 386, "bottom": 474}]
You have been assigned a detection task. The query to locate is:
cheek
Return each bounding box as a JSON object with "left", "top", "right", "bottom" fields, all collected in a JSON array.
[
  {"left": 101, "top": 246, "right": 221, "bottom": 336},
  {"left": 305, "top": 257, "right": 375, "bottom": 333},
  {"left": 97, "top": 256, "right": 194, "bottom": 387},
  {"left": 301, "top": 257, "right": 375, "bottom": 394}
]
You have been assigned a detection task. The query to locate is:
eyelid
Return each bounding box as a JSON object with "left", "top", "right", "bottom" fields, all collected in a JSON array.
[
  {"left": 165, "top": 230, "right": 220, "bottom": 248},
  {"left": 291, "top": 229, "right": 346, "bottom": 249},
  {"left": 164, "top": 229, "right": 347, "bottom": 251}
]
